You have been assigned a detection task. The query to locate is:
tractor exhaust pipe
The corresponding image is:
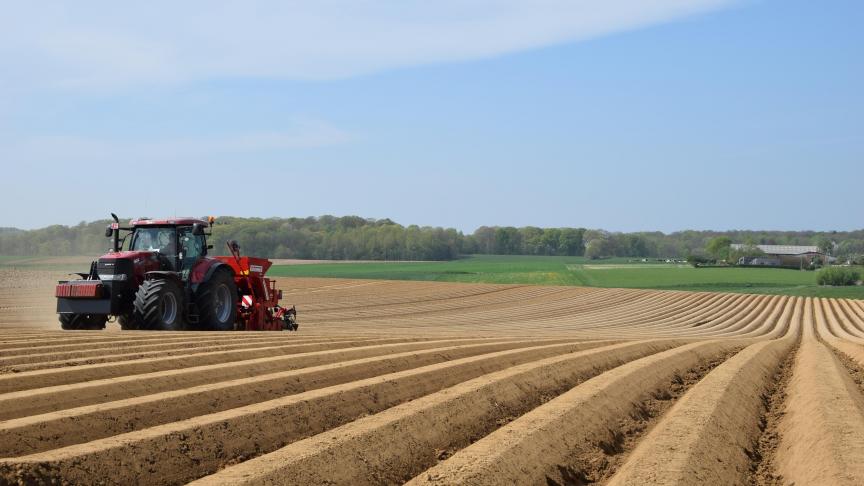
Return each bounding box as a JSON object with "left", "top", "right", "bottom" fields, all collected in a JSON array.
[{"left": 110, "top": 213, "right": 120, "bottom": 252}]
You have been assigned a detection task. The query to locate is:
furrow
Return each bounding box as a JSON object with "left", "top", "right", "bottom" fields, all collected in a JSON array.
[
  {"left": 189, "top": 340, "right": 715, "bottom": 486},
  {"left": 0, "top": 340, "right": 635, "bottom": 485},
  {"left": 606, "top": 338, "right": 795, "bottom": 485},
  {"left": 0, "top": 336, "right": 341, "bottom": 360},
  {"left": 0, "top": 331, "right": 338, "bottom": 357},
  {"left": 749, "top": 341, "right": 799, "bottom": 486},
  {"left": 0, "top": 338, "right": 517, "bottom": 420},
  {"left": 0, "top": 338, "right": 382, "bottom": 370},
  {"left": 773, "top": 337, "right": 864, "bottom": 485},
  {"left": 0, "top": 337, "right": 437, "bottom": 392},
  {"left": 399, "top": 340, "right": 742, "bottom": 485},
  {"left": 0, "top": 339, "right": 599, "bottom": 455}
]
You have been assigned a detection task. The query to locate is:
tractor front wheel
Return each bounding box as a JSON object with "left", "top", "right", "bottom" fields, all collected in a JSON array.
[
  {"left": 196, "top": 270, "right": 238, "bottom": 331},
  {"left": 133, "top": 279, "right": 185, "bottom": 331},
  {"left": 59, "top": 313, "right": 107, "bottom": 330}
]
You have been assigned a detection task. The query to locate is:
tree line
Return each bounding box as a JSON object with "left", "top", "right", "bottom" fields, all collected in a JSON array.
[{"left": 1, "top": 215, "right": 863, "bottom": 262}]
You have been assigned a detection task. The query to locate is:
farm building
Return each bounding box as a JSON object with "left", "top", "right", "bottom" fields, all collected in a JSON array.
[{"left": 731, "top": 244, "right": 826, "bottom": 268}]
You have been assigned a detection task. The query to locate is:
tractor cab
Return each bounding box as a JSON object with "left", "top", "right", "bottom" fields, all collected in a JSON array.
[{"left": 127, "top": 219, "right": 209, "bottom": 273}]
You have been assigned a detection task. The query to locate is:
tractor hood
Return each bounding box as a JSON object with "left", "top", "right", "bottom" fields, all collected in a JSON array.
[
  {"left": 99, "top": 250, "right": 159, "bottom": 262},
  {"left": 97, "top": 250, "right": 163, "bottom": 284}
]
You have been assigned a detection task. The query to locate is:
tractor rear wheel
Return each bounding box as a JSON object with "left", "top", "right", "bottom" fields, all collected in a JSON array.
[
  {"left": 196, "top": 270, "right": 238, "bottom": 331},
  {"left": 133, "top": 278, "right": 185, "bottom": 331},
  {"left": 59, "top": 313, "right": 107, "bottom": 330}
]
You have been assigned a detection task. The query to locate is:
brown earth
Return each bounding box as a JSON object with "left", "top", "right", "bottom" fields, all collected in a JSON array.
[{"left": 1, "top": 268, "right": 864, "bottom": 485}]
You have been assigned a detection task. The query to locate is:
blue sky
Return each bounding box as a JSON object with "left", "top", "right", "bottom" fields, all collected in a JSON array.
[{"left": 1, "top": 0, "right": 861, "bottom": 232}]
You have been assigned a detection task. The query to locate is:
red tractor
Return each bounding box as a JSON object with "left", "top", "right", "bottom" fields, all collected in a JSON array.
[{"left": 55, "top": 214, "right": 298, "bottom": 331}]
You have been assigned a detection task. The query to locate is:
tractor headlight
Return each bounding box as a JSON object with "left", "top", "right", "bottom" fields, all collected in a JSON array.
[{"left": 99, "top": 274, "right": 127, "bottom": 281}]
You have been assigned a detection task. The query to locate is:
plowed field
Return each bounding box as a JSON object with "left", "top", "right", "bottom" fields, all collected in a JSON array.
[{"left": 2, "top": 271, "right": 864, "bottom": 485}]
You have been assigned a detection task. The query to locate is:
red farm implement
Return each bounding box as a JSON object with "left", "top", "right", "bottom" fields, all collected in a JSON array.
[{"left": 216, "top": 241, "right": 297, "bottom": 331}]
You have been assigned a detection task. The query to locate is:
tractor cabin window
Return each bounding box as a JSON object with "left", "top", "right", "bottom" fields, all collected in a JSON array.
[
  {"left": 131, "top": 227, "right": 177, "bottom": 256},
  {"left": 178, "top": 226, "right": 204, "bottom": 271}
]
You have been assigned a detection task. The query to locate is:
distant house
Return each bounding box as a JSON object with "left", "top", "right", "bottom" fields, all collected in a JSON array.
[{"left": 731, "top": 244, "right": 826, "bottom": 268}]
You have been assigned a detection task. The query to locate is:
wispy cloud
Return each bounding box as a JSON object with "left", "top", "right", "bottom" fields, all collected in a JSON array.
[{"left": 0, "top": 0, "right": 739, "bottom": 90}]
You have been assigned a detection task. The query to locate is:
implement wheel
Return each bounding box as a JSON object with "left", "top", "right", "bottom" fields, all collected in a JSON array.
[
  {"left": 196, "top": 270, "right": 238, "bottom": 331},
  {"left": 133, "top": 278, "right": 185, "bottom": 331}
]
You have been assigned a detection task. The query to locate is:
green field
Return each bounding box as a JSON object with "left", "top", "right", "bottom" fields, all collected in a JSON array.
[{"left": 269, "top": 255, "right": 864, "bottom": 299}]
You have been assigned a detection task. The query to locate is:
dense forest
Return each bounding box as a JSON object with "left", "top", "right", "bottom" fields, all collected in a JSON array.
[{"left": 1, "top": 216, "right": 863, "bottom": 261}]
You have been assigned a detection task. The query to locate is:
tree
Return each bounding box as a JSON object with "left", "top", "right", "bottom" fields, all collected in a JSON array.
[
  {"left": 706, "top": 237, "right": 732, "bottom": 262},
  {"left": 686, "top": 254, "right": 710, "bottom": 267},
  {"left": 584, "top": 238, "right": 612, "bottom": 259},
  {"left": 620, "top": 234, "right": 651, "bottom": 257},
  {"left": 815, "top": 237, "right": 834, "bottom": 256},
  {"left": 494, "top": 227, "right": 522, "bottom": 254},
  {"left": 518, "top": 227, "right": 544, "bottom": 255},
  {"left": 472, "top": 226, "right": 496, "bottom": 254},
  {"left": 557, "top": 228, "right": 585, "bottom": 256},
  {"left": 538, "top": 229, "right": 561, "bottom": 255}
]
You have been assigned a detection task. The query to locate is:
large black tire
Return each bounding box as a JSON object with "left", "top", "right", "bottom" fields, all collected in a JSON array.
[
  {"left": 59, "top": 313, "right": 107, "bottom": 330},
  {"left": 133, "top": 279, "right": 185, "bottom": 331},
  {"left": 196, "top": 269, "right": 238, "bottom": 331}
]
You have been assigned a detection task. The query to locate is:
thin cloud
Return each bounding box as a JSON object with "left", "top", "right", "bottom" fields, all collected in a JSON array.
[{"left": 0, "top": 0, "right": 739, "bottom": 90}]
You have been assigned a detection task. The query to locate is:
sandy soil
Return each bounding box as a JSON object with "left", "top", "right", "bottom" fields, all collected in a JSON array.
[{"left": 1, "top": 268, "right": 863, "bottom": 484}]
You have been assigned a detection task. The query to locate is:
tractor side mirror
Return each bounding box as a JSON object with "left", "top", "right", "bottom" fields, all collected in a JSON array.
[
  {"left": 105, "top": 226, "right": 113, "bottom": 237},
  {"left": 192, "top": 223, "right": 205, "bottom": 236}
]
